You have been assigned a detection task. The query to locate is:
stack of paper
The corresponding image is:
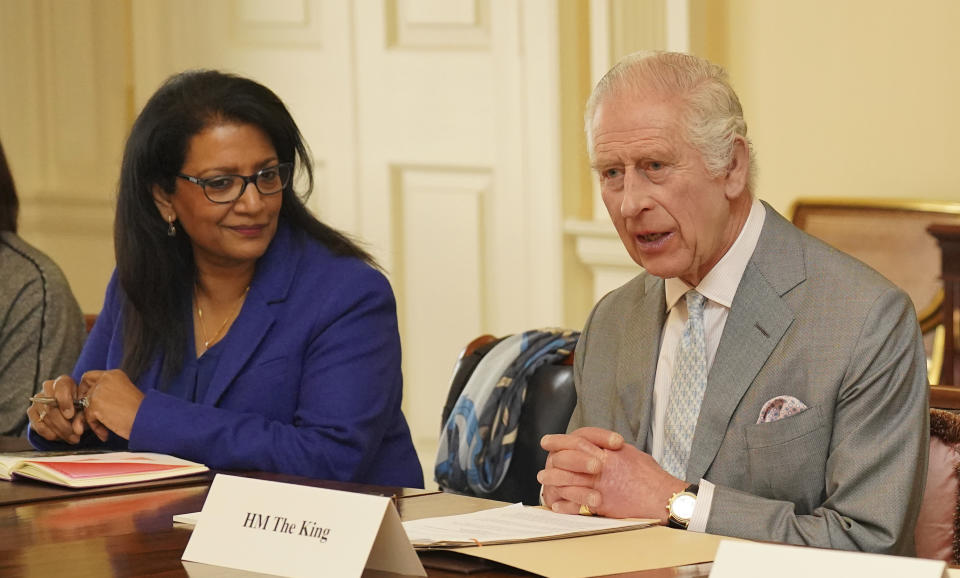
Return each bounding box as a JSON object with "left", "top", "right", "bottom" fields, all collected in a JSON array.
[
  {"left": 0, "top": 451, "right": 208, "bottom": 488},
  {"left": 403, "top": 503, "right": 657, "bottom": 547}
]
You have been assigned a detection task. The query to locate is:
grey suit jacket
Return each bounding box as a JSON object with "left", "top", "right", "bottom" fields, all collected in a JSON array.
[
  {"left": 569, "top": 203, "right": 928, "bottom": 555},
  {"left": 0, "top": 231, "right": 85, "bottom": 437}
]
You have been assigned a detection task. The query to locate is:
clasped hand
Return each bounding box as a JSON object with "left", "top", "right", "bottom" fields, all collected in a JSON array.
[
  {"left": 28, "top": 370, "right": 145, "bottom": 443},
  {"left": 538, "top": 427, "right": 687, "bottom": 522}
]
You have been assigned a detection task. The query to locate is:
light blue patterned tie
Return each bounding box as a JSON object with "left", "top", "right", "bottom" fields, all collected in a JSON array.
[{"left": 662, "top": 291, "right": 707, "bottom": 479}]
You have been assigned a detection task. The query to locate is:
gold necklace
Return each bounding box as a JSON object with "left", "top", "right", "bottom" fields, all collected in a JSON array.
[{"left": 195, "top": 285, "right": 249, "bottom": 354}]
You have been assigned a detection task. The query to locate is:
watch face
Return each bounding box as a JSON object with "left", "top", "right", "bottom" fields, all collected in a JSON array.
[{"left": 672, "top": 494, "right": 696, "bottom": 520}]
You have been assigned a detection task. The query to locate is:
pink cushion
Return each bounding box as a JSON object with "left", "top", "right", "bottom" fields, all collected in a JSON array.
[{"left": 915, "top": 434, "right": 960, "bottom": 562}]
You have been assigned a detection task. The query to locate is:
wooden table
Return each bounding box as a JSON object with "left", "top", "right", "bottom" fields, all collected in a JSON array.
[{"left": 0, "top": 455, "right": 710, "bottom": 577}]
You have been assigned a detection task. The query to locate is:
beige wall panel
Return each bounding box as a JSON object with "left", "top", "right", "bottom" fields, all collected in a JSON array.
[
  {"left": 232, "top": 0, "right": 323, "bottom": 47},
  {"left": 39, "top": 0, "right": 128, "bottom": 199},
  {"left": 386, "top": 0, "right": 491, "bottom": 49},
  {"left": 353, "top": 0, "right": 553, "bottom": 325},
  {"left": 45, "top": 3, "right": 99, "bottom": 192},
  {"left": 357, "top": 52, "right": 498, "bottom": 169},
  {"left": 237, "top": 0, "right": 309, "bottom": 29},
  {"left": 0, "top": 0, "right": 128, "bottom": 313},
  {"left": 131, "top": 0, "right": 357, "bottom": 233},
  {"left": 0, "top": 1, "right": 46, "bottom": 193},
  {"left": 716, "top": 0, "right": 960, "bottom": 215},
  {"left": 353, "top": 1, "right": 565, "bottom": 477},
  {"left": 18, "top": 198, "right": 116, "bottom": 313},
  {"left": 392, "top": 166, "right": 489, "bottom": 451}
]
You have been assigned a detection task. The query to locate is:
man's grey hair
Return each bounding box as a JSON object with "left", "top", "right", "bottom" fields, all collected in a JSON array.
[{"left": 585, "top": 51, "right": 756, "bottom": 193}]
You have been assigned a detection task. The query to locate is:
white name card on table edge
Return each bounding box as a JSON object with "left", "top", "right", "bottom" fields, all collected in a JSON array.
[
  {"left": 710, "top": 539, "right": 946, "bottom": 578},
  {"left": 181, "top": 474, "right": 425, "bottom": 578}
]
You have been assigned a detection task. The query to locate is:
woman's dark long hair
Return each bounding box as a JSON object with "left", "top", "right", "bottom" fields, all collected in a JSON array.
[
  {"left": 0, "top": 139, "right": 19, "bottom": 233},
  {"left": 116, "top": 69, "right": 375, "bottom": 383}
]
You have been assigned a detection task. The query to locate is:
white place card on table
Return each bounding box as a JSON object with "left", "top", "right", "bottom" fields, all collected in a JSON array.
[
  {"left": 710, "top": 539, "right": 946, "bottom": 578},
  {"left": 181, "top": 474, "right": 425, "bottom": 578}
]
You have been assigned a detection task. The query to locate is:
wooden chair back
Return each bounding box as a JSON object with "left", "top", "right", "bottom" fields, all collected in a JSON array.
[{"left": 791, "top": 198, "right": 960, "bottom": 382}]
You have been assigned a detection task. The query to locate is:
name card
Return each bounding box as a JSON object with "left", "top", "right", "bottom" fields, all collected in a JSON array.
[
  {"left": 181, "top": 474, "right": 425, "bottom": 578},
  {"left": 710, "top": 539, "right": 946, "bottom": 578}
]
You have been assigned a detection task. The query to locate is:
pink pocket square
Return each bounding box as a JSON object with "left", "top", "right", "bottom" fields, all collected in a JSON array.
[{"left": 757, "top": 395, "right": 808, "bottom": 424}]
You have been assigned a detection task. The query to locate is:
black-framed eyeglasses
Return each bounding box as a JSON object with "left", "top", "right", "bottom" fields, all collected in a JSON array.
[{"left": 176, "top": 163, "right": 293, "bottom": 204}]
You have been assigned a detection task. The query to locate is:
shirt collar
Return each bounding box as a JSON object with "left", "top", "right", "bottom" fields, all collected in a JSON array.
[{"left": 664, "top": 197, "right": 766, "bottom": 311}]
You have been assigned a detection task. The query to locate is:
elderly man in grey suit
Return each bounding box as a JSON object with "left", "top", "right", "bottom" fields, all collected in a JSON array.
[{"left": 538, "top": 51, "right": 927, "bottom": 555}]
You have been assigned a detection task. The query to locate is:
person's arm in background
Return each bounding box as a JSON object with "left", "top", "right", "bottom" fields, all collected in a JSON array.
[
  {"left": 1, "top": 256, "right": 85, "bottom": 437},
  {"left": 0, "top": 274, "right": 47, "bottom": 437},
  {"left": 36, "top": 261, "right": 86, "bottom": 404},
  {"left": 28, "top": 271, "right": 121, "bottom": 449}
]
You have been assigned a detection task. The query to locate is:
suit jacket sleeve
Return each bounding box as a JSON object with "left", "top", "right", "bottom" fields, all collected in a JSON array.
[
  {"left": 567, "top": 298, "right": 600, "bottom": 434},
  {"left": 705, "top": 286, "right": 928, "bottom": 554},
  {"left": 4, "top": 251, "right": 85, "bottom": 437}
]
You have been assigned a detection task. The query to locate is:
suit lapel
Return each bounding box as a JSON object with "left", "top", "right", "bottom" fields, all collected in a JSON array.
[
  {"left": 686, "top": 205, "right": 804, "bottom": 481},
  {"left": 202, "top": 292, "right": 276, "bottom": 405},
  {"left": 617, "top": 275, "right": 665, "bottom": 448},
  {"left": 201, "top": 223, "right": 298, "bottom": 406}
]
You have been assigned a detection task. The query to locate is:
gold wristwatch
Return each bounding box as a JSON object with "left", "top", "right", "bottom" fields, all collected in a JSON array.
[{"left": 666, "top": 484, "right": 699, "bottom": 529}]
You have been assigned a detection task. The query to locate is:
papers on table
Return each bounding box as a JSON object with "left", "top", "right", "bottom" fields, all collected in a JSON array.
[
  {"left": 0, "top": 451, "right": 208, "bottom": 488},
  {"left": 402, "top": 503, "right": 658, "bottom": 547},
  {"left": 173, "top": 511, "right": 199, "bottom": 525}
]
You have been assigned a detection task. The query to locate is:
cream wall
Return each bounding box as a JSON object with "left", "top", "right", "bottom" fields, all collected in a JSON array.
[
  {"left": 693, "top": 0, "right": 960, "bottom": 215},
  {"left": 0, "top": 0, "right": 128, "bottom": 314}
]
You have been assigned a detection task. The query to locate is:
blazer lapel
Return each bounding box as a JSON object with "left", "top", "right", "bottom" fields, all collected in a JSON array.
[
  {"left": 202, "top": 292, "right": 276, "bottom": 405},
  {"left": 617, "top": 275, "right": 665, "bottom": 448},
  {"left": 201, "top": 223, "right": 298, "bottom": 406},
  {"left": 686, "top": 205, "right": 804, "bottom": 481}
]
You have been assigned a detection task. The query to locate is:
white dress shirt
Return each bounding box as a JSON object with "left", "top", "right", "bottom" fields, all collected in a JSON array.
[{"left": 649, "top": 197, "right": 765, "bottom": 532}]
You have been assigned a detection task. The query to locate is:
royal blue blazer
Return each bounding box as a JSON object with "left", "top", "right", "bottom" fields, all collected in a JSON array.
[{"left": 30, "top": 222, "right": 424, "bottom": 488}]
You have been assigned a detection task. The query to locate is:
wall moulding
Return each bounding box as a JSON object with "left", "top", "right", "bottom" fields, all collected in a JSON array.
[
  {"left": 230, "top": 0, "right": 324, "bottom": 48},
  {"left": 565, "top": 217, "right": 640, "bottom": 302},
  {"left": 388, "top": 164, "right": 493, "bottom": 328},
  {"left": 17, "top": 197, "right": 115, "bottom": 237},
  {"left": 389, "top": 164, "right": 494, "bottom": 469},
  {"left": 385, "top": 0, "right": 491, "bottom": 51}
]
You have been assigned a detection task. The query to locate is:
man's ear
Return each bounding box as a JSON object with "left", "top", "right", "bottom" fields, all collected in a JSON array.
[
  {"left": 723, "top": 136, "right": 750, "bottom": 200},
  {"left": 152, "top": 184, "right": 175, "bottom": 222}
]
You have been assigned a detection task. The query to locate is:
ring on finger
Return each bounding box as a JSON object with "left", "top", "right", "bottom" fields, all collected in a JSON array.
[
  {"left": 579, "top": 504, "right": 594, "bottom": 516},
  {"left": 37, "top": 407, "right": 47, "bottom": 423}
]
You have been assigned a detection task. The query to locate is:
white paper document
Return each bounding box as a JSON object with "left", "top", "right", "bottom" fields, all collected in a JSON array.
[
  {"left": 173, "top": 512, "right": 199, "bottom": 525},
  {"left": 403, "top": 503, "right": 657, "bottom": 547}
]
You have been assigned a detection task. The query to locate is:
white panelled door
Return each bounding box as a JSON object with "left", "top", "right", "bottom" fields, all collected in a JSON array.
[{"left": 129, "top": 0, "right": 565, "bottom": 486}]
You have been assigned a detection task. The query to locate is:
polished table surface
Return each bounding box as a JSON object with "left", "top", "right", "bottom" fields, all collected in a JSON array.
[{"left": 0, "top": 438, "right": 710, "bottom": 577}]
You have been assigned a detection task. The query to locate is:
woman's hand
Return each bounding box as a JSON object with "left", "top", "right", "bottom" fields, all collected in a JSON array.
[
  {"left": 28, "top": 375, "right": 87, "bottom": 444},
  {"left": 77, "top": 370, "right": 145, "bottom": 441}
]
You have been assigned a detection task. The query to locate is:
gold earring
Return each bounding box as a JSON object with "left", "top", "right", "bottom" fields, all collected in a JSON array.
[{"left": 167, "top": 215, "right": 176, "bottom": 237}]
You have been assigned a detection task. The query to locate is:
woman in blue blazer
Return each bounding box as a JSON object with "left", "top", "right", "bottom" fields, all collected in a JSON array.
[{"left": 26, "top": 70, "right": 423, "bottom": 488}]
